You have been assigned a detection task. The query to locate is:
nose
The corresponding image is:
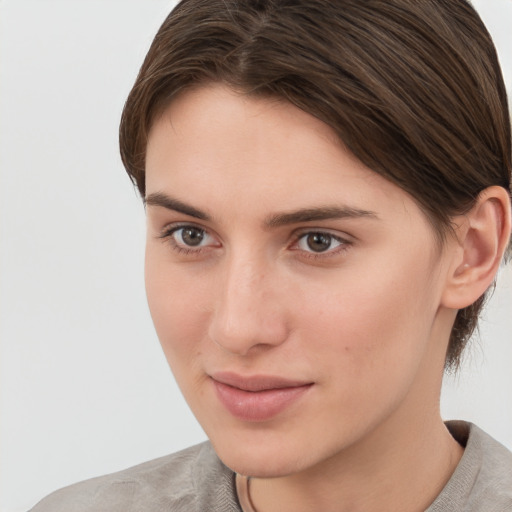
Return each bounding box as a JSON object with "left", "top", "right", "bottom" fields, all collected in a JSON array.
[{"left": 208, "top": 255, "right": 289, "bottom": 356}]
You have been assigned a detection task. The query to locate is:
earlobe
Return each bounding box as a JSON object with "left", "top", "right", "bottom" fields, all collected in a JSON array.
[{"left": 442, "top": 186, "right": 512, "bottom": 309}]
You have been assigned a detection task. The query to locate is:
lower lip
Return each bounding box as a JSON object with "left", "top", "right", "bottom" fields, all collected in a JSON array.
[{"left": 212, "top": 380, "right": 312, "bottom": 422}]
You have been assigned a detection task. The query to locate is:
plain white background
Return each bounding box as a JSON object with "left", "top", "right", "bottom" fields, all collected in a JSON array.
[{"left": 0, "top": 1, "right": 511, "bottom": 511}]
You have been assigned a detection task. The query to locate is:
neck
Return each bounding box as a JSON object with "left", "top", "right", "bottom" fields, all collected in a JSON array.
[
  {"left": 248, "top": 322, "right": 464, "bottom": 512},
  {"left": 249, "top": 413, "right": 462, "bottom": 512}
]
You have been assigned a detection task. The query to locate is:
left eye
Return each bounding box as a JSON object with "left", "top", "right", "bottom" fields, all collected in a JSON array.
[{"left": 296, "top": 232, "right": 344, "bottom": 253}]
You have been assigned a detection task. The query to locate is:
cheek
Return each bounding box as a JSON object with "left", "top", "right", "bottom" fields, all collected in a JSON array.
[
  {"left": 301, "top": 253, "right": 439, "bottom": 385},
  {"left": 144, "top": 250, "right": 212, "bottom": 368},
  {"left": 290, "top": 265, "right": 439, "bottom": 443}
]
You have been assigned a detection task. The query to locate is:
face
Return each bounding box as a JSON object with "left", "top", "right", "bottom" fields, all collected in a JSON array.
[{"left": 144, "top": 85, "right": 456, "bottom": 478}]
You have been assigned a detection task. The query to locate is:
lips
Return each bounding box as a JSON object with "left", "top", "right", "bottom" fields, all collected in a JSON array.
[{"left": 211, "top": 372, "right": 313, "bottom": 422}]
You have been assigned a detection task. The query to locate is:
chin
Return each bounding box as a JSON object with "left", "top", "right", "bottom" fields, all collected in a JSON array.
[
  {"left": 208, "top": 431, "right": 321, "bottom": 478},
  {"left": 219, "top": 451, "right": 304, "bottom": 478}
]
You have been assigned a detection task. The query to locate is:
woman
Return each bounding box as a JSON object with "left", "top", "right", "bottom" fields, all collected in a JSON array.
[{"left": 31, "top": 0, "right": 512, "bottom": 510}]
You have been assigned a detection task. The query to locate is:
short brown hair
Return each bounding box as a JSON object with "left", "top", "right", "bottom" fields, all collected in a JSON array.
[{"left": 119, "top": 0, "right": 511, "bottom": 369}]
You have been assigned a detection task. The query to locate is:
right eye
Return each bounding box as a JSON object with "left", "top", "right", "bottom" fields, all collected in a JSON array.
[{"left": 160, "top": 224, "right": 220, "bottom": 254}]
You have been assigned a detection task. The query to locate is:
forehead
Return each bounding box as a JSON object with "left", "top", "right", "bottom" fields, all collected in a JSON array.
[{"left": 145, "top": 84, "right": 426, "bottom": 227}]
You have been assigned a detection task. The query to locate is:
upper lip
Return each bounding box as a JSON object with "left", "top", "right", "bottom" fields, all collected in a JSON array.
[{"left": 210, "top": 371, "right": 313, "bottom": 392}]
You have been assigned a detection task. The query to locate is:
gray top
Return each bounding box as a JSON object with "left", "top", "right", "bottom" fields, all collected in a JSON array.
[
  {"left": 30, "top": 422, "right": 512, "bottom": 511},
  {"left": 426, "top": 421, "right": 512, "bottom": 512}
]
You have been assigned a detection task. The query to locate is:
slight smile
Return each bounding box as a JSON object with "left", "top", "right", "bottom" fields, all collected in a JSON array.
[{"left": 211, "top": 372, "right": 314, "bottom": 422}]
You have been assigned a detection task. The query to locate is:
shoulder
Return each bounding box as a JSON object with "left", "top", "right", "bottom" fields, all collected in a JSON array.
[
  {"left": 465, "top": 423, "right": 512, "bottom": 510},
  {"left": 29, "top": 441, "right": 241, "bottom": 512},
  {"left": 428, "top": 421, "right": 512, "bottom": 512}
]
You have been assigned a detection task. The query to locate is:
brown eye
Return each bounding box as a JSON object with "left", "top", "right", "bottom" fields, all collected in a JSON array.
[
  {"left": 305, "top": 233, "right": 332, "bottom": 252},
  {"left": 296, "top": 231, "right": 345, "bottom": 254},
  {"left": 179, "top": 227, "right": 205, "bottom": 246},
  {"left": 167, "top": 225, "right": 218, "bottom": 250},
  {"left": 161, "top": 224, "right": 220, "bottom": 254}
]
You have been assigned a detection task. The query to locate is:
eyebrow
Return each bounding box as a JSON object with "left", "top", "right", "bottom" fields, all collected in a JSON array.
[
  {"left": 264, "top": 206, "right": 378, "bottom": 228},
  {"left": 145, "top": 192, "right": 378, "bottom": 226},
  {"left": 145, "top": 192, "right": 211, "bottom": 221}
]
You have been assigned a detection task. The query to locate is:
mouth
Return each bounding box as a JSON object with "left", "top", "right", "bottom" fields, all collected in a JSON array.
[{"left": 210, "top": 372, "right": 313, "bottom": 422}]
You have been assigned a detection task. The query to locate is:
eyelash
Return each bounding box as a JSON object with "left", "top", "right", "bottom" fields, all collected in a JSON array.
[
  {"left": 291, "top": 230, "right": 352, "bottom": 260},
  {"left": 158, "top": 224, "right": 352, "bottom": 259},
  {"left": 158, "top": 223, "right": 216, "bottom": 256}
]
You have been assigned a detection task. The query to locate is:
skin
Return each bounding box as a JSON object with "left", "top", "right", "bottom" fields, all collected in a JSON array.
[{"left": 144, "top": 84, "right": 473, "bottom": 511}]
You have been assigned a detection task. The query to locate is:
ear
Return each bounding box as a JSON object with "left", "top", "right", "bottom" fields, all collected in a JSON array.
[{"left": 441, "top": 186, "right": 511, "bottom": 309}]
